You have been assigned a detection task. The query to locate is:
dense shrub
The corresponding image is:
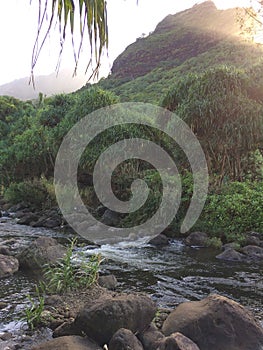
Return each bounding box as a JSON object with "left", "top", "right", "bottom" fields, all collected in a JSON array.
[{"left": 195, "top": 181, "right": 263, "bottom": 240}]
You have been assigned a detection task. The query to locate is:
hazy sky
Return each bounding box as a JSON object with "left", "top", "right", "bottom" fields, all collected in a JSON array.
[{"left": 0, "top": 0, "right": 251, "bottom": 85}]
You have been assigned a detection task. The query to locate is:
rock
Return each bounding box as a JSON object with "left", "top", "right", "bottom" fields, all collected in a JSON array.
[
  {"left": 185, "top": 232, "right": 208, "bottom": 247},
  {"left": 98, "top": 274, "right": 118, "bottom": 290},
  {"left": 148, "top": 234, "right": 170, "bottom": 247},
  {"left": 216, "top": 248, "right": 245, "bottom": 261},
  {"left": 222, "top": 242, "right": 240, "bottom": 251},
  {"left": 101, "top": 209, "right": 120, "bottom": 226},
  {"left": 44, "top": 294, "right": 63, "bottom": 306},
  {"left": 18, "top": 237, "right": 66, "bottom": 271},
  {"left": 0, "top": 302, "right": 8, "bottom": 309},
  {"left": 42, "top": 217, "right": 61, "bottom": 228},
  {"left": 157, "top": 332, "right": 200, "bottom": 350},
  {"left": 162, "top": 294, "right": 263, "bottom": 350},
  {"left": 109, "top": 328, "right": 144, "bottom": 350},
  {"left": 244, "top": 231, "right": 262, "bottom": 246},
  {"left": 17, "top": 212, "right": 40, "bottom": 225},
  {"left": 53, "top": 320, "right": 79, "bottom": 336},
  {"left": 0, "top": 246, "right": 11, "bottom": 255},
  {"left": 242, "top": 245, "right": 263, "bottom": 260},
  {"left": 74, "top": 293, "right": 157, "bottom": 346},
  {"left": 0, "top": 254, "right": 19, "bottom": 278},
  {"left": 0, "top": 332, "right": 12, "bottom": 341},
  {"left": 138, "top": 324, "right": 164, "bottom": 350},
  {"left": 31, "top": 335, "right": 102, "bottom": 350},
  {"left": 9, "top": 202, "right": 28, "bottom": 212}
]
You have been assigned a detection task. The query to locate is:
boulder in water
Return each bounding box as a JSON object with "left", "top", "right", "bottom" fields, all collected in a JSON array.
[{"left": 18, "top": 236, "right": 66, "bottom": 271}]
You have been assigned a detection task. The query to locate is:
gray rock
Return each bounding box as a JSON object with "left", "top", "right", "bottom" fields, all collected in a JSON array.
[
  {"left": 222, "top": 242, "right": 240, "bottom": 251},
  {"left": 109, "top": 328, "right": 144, "bottom": 350},
  {"left": 216, "top": 249, "right": 245, "bottom": 261},
  {"left": 185, "top": 232, "right": 208, "bottom": 247},
  {"left": 149, "top": 234, "right": 170, "bottom": 247},
  {"left": 0, "top": 246, "right": 11, "bottom": 256},
  {"left": 0, "top": 302, "right": 8, "bottom": 309},
  {"left": 98, "top": 274, "right": 118, "bottom": 290},
  {"left": 242, "top": 245, "right": 263, "bottom": 260},
  {"left": 101, "top": 209, "right": 120, "bottom": 226},
  {"left": 74, "top": 293, "right": 157, "bottom": 346},
  {"left": 162, "top": 294, "right": 263, "bottom": 350},
  {"left": 17, "top": 213, "right": 40, "bottom": 225},
  {"left": 0, "top": 254, "right": 19, "bottom": 278},
  {"left": 18, "top": 236, "right": 66, "bottom": 271}
]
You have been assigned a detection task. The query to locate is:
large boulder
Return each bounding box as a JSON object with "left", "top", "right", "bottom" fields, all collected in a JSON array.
[
  {"left": 157, "top": 332, "right": 200, "bottom": 350},
  {"left": 0, "top": 254, "right": 19, "bottom": 278},
  {"left": 109, "top": 328, "right": 144, "bottom": 350},
  {"left": 74, "top": 293, "right": 157, "bottom": 346},
  {"left": 31, "top": 335, "right": 102, "bottom": 350},
  {"left": 162, "top": 294, "right": 263, "bottom": 350},
  {"left": 242, "top": 245, "right": 263, "bottom": 260},
  {"left": 185, "top": 232, "right": 208, "bottom": 247},
  {"left": 18, "top": 237, "right": 66, "bottom": 271}
]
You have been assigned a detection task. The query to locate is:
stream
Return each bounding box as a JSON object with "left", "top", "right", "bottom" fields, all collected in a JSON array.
[{"left": 0, "top": 217, "right": 262, "bottom": 337}]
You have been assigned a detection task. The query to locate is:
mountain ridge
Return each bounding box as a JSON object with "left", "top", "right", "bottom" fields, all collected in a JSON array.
[{"left": 97, "top": 1, "right": 263, "bottom": 103}]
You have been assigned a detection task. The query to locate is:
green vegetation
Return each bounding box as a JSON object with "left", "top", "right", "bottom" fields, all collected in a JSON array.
[
  {"left": 22, "top": 285, "right": 45, "bottom": 330},
  {"left": 1, "top": 3, "right": 263, "bottom": 244},
  {"left": 21, "top": 239, "right": 102, "bottom": 329},
  {"left": 44, "top": 238, "right": 103, "bottom": 294}
]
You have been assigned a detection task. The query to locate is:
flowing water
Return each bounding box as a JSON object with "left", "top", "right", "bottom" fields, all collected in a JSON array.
[{"left": 0, "top": 218, "right": 262, "bottom": 335}]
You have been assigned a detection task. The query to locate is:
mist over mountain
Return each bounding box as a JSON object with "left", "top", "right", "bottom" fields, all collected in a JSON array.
[{"left": 0, "top": 69, "right": 87, "bottom": 100}]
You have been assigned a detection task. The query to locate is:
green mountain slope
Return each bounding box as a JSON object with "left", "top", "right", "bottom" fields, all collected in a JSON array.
[{"left": 97, "top": 1, "right": 263, "bottom": 104}]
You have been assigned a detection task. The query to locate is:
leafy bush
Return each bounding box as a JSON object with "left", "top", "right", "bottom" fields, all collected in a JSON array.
[
  {"left": 4, "top": 180, "right": 48, "bottom": 208},
  {"left": 195, "top": 181, "right": 263, "bottom": 240}
]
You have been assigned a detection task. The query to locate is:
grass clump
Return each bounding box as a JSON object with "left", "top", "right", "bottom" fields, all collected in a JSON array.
[
  {"left": 22, "top": 239, "right": 103, "bottom": 329},
  {"left": 44, "top": 238, "right": 103, "bottom": 294}
]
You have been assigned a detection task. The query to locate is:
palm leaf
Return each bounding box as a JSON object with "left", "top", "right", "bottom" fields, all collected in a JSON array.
[{"left": 31, "top": 0, "right": 108, "bottom": 84}]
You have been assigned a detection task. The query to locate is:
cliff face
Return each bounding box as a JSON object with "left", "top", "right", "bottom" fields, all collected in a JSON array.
[{"left": 110, "top": 1, "right": 245, "bottom": 80}]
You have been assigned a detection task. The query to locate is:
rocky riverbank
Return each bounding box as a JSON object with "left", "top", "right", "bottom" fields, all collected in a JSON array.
[{"left": 0, "top": 203, "right": 263, "bottom": 349}]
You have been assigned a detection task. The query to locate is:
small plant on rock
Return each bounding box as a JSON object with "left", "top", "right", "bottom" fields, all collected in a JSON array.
[{"left": 44, "top": 238, "right": 103, "bottom": 294}]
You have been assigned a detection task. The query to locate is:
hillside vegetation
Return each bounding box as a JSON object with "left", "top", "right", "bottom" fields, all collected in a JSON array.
[{"left": 0, "top": 1, "right": 262, "bottom": 242}]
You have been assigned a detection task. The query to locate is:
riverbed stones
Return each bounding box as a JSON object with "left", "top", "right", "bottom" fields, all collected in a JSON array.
[
  {"left": 216, "top": 248, "right": 245, "bottom": 261},
  {"left": 74, "top": 293, "right": 157, "bottom": 346},
  {"left": 157, "top": 332, "right": 200, "bottom": 350},
  {"left": 18, "top": 236, "right": 66, "bottom": 271},
  {"left": 31, "top": 335, "right": 102, "bottom": 350},
  {"left": 109, "top": 328, "right": 144, "bottom": 350},
  {"left": 162, "top": 294, "right": 263, "bottom": 350},
  {"left": 185, "top": 232, "right": 208, "bottom": 247},
  {"left": 17, "top": 212, "right": 40, "bottom": 225},
  {"left": 0, "top": 254, "right": 19, "bottom": 278},
  {"left": 242, "top": 245, "right": 263, "bottom": 260}
]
